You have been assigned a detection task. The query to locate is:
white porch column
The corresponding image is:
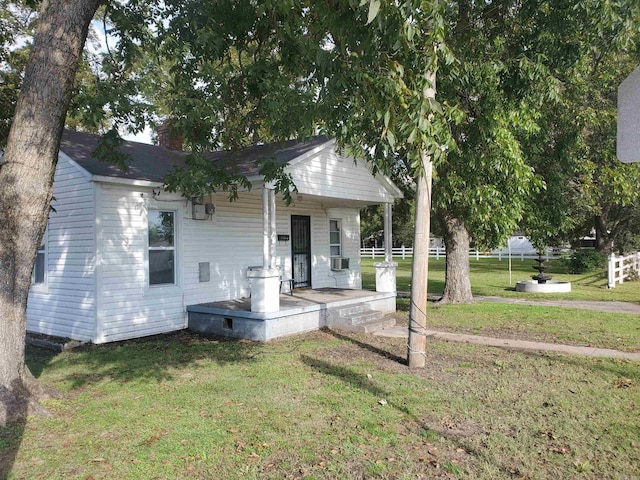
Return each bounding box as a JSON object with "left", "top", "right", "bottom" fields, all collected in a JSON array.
[
  {"left": 375, "top": 202, "right": 397, "bottom": 293},
  {"left": 269, "top": 185, "right": 277, "bottom": 269},
  {"left": 384, "top": 202, "right": 392, "bottom": 262},
  {"left": 250, "top": 184, "right": 280, "bottom": 313},
  {"left": 262, "top": 186, "right": 270, "bottom": 269}
]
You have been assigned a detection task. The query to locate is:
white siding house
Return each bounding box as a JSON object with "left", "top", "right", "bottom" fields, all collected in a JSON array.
[{"left": 26, "top": 131, "right": 402, "bottom": 343}]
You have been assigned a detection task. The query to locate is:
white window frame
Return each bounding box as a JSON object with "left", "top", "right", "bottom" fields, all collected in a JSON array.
[
  {"left": 147, "top": 209, "right": 178, "bottom": 288},
  {"left": 329, "top": 219, "right": 342, "bottom": 258},
  {"left": 31, "top": 229, "right": 48, "bottom": 292}
]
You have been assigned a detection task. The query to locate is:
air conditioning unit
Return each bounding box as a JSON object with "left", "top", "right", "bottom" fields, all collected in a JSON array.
[{"left": 331, "top": 257, "right": 350, "bottom": 271}]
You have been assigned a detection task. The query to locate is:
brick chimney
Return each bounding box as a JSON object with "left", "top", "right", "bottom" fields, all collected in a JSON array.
[{"left": 157, "top": 120, "right": 184, "bottom": 151}]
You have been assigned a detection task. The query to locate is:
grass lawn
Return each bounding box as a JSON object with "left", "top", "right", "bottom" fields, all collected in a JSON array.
[
  {"left": 362, "top": 257, "right": 640, "bottom": 352},
  {"left": 2, "top": 258, "right": 638, "bottom": 479},
  {"left": 361, "top": 257, "right": 640, "bottom": 302},
  {"left": 1, "top": 330, "right": 638, "bottom": 479}
]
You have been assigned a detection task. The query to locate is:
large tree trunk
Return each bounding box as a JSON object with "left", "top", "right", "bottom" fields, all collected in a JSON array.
[
  {"left": 437, "top": 214, "right": 473, "bottom": 304},
  {"left": 594, "top": 215, "right": 614, "bottom": 254},
  {"left": 0, "top": 0, "right": 101, "bottom": 426}
]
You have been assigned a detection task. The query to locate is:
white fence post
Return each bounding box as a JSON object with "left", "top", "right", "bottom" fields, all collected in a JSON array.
[{"left": 608, "top": 253, "right": 616, "bottom": 289}]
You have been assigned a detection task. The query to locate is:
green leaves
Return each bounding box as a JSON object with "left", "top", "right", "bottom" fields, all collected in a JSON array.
[
  {"left": 163, "top": 153, "right": 252, "bottom": 202},
  {"left": 365, "top": 0, "right": 381, "bottom": 25}
]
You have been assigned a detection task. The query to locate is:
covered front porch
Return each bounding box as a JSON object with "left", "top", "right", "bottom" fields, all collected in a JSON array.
[{"left": 187, "top": 288, "right": 396, "bottom": 341}]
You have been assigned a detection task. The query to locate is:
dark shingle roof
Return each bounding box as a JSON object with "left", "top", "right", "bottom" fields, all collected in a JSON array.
[{"left": 60, "top": 130, "right": 332, "bottom": 183}]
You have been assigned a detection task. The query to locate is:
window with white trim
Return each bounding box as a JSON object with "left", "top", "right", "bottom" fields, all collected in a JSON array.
[
  {"left": 33, "top": 240, "right": 46, "bottom": 285},
  {"left": 148, "top": 210, "right": 176, "bottom": 286},
  {"left": 329, "top": 219, "right": 342, "bottom": 257}
]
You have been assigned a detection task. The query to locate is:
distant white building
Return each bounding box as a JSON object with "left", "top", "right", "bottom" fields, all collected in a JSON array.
[{"left": 617, "top": 66, "right": 640, "bottom": 163}]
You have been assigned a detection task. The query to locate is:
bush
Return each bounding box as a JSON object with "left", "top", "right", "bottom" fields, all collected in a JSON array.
[{"left": 564, "top": 249, "right": 606, "bottom": 274}]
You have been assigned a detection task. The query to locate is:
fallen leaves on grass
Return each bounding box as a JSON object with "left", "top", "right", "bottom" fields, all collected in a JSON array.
[
  {"left": 550, "top": 446, "right": 570, "bottom": 455},
  {"left": 614, "top": 378, "right": 633, "bottom": 388},
  {"left": 143, "top": 429, "right": 169, "bottom": 446}
]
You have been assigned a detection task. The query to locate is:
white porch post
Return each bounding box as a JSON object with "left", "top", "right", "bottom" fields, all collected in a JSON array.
[
  {"left": 270, "top": 186, "right": 277, "bottom": 269},
  {"left": 384, "top": 202, "right": 392, "bottom": 262},
  {"left": 375, "top": 201, "right": 398, "bottom": 293},
  {"left": 248, "top": 184, "right": 280, "bottom": 312},
  {"left": 262, "top": 186, "right": 270, "bottom": 269}
]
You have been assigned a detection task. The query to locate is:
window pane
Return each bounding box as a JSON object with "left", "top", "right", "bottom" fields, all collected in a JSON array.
[
  {"left": 330, "top": 220, "right": 339, "bottom": 232},
  {"left": 330, "top": 245, "right": 341, "bottom": 256},
  {"left": 149, "top": 250, "right": 175, "bottom": 285},
  {"left": 149, "top": 211, "right": 174, "bottom": 247},
  {"left": 33, "top": 251, "right": 45, "bottom": 284},
  {"left": 330, "top": 231, "right": 340, "bottom": 245}
]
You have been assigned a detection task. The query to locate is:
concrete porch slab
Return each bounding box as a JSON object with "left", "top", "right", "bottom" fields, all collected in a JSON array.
[{"left": 187, "top": 288, "right": 396, "bottom": 341}]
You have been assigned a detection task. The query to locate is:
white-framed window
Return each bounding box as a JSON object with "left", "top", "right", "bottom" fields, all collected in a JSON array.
[
  {"left": 148, "top": 209, "right": 176, "bottom": 286},
  {"left": 329, "top": 219, "right": 342, "bottom": 257},
  {"left": 32, "top": 240, "right": 46, "bottom": 286}
]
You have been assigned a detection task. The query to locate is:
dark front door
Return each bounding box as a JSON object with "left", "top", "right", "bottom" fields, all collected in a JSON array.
[{"left": 291, "top": 215, "right": 311, "bottom": 288}]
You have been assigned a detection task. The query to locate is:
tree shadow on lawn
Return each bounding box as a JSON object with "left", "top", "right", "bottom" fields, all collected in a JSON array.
[
  {"left": 300, "top": 353, "right": 525, "bottom": 478},
  {"left": 0, "top": 331, "right": 261, "bottom": 479},
  {"left": 324, "top": 328, "right": 407, "bottom": 365},
  {"left": 0, "top": 383, "right": 29, "bottom": 480},
  {"left": 42, "top": 331, "right": 264, "bottom": 389},
  {"left": 2, "top": 346, "right": 62, "bottom": 480}
]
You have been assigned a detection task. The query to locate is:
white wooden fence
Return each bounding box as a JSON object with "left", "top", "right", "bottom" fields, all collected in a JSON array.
[
  {"left": 607, "top": 252, "right": 640, "bottom": 288},
  {"left": 360, "top": 247, "right": 561, "bottom": 261}
]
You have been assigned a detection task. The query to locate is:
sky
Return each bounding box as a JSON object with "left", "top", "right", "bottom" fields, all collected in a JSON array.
[{"left": 89, "top": 19, "right": 154, "bottom": 145}]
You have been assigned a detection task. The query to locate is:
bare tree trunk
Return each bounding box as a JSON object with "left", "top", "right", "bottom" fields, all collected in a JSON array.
[
  {"left": 407, "top": 157, "right": 433, "bottom": 368},
  {"left": 437, "top": 214, "right": 473, "bottom": 304},
  {"left": 0, "top": 0, "right": 101, "bottom": 426},
  {"left": 407, "top": 68, "right": 436, "bottom": 369}
]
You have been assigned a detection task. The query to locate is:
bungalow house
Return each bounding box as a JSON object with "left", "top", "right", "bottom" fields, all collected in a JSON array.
[{"left": 26, "top": 130, "right": 402, "bottom": 343}]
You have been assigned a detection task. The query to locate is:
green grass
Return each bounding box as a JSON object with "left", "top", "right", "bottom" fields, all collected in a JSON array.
[
  {"left": 1, "top": 331, "right": 638, "bottom": 479},
  {"left": 362, "top": 257, "right": 640, "bottom": 351},
  {"left": 2, "top": 257, "right": 639, "bottom": 479},
  {"left": 361, "top": 257, "right": 640, "bottom": 302},
  {"left": 404, "top": 303, "right": 640, "bottom": 352}
]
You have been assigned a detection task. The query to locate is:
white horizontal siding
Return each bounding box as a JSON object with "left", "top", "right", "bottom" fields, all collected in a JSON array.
[
  {"left": 95, "top": 184, "right": 186, "bottom": 343},
  {"left": 182, "top": 190, "right": 362, "bottom": 306},
  {"left": 289, "top": 147, "right": 397, "bottom": 204},
  {"left": 27, "top": 154, "right": 96, "bottom": 341}
]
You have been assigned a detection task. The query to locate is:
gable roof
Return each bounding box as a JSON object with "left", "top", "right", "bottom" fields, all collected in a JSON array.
[{"left": 59, "top": 130, "right": 333, "bottom": 183}]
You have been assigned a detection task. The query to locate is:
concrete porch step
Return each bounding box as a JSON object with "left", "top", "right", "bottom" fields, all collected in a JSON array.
[
  {"left": 336, "top": 303, "right": 374, "bottom": 316},
  {"left": 332, "top": 316, "right": 397, "bottom": 334},
  {"left": 350, "top": 310, "right": 385, "bottom": 325},
  {"left": 328, "top": 302, "right": 395, "bottom": 333}
]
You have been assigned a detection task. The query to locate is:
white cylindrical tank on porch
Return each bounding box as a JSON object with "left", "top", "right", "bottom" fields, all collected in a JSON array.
[{"left": 247, "top": 268, "right": 281, "bottom": 313}]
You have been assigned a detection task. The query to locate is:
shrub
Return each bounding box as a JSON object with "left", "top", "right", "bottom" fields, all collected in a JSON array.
[{"left": 564, "top": 249, "right": 606, "bottom": 274}]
